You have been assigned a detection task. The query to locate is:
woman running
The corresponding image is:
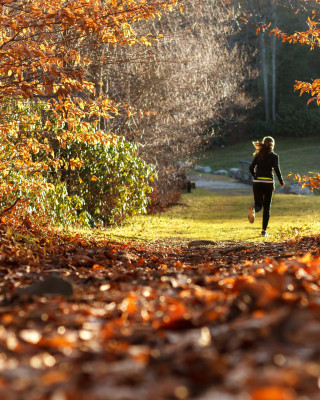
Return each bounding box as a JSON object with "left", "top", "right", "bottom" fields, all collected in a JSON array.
[{"left": 248, "top": 136, "right": 284, "bottom": 237}]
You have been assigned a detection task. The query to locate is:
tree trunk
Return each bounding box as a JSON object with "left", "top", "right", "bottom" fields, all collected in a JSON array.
[
  {"left": 271, "top": 33, "right": 276, "bottom": 122},
  {"left": 271, "top": 2, "right": 277, "bottom": 122},
  {"left": 260, "top": 31, "right": 270, "bottom": 122}
]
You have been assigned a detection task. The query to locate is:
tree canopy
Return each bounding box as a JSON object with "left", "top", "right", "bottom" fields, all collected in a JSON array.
[
  {"left": 0, "top": 0, "right": 180, "bottom": 222},
  {"left": 267, "top": 0, "right": 320, "bottom": 189},
  {"left": 270, "top": 0, "right": 320, "bottom": 105}
]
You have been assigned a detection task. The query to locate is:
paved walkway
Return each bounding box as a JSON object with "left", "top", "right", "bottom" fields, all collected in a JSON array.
[{"left": 188, "top": 174, "right": 251, "bottom": 195}]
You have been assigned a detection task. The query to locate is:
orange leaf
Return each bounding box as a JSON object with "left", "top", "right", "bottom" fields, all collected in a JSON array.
[
  {"left": 41, "top": 370, "right": 69, "bottom": 386},
  {"left": 70, "top": 234, "right": 80, "bottom": 243},
  {"left": 250, "top": 386, "right": 297, "bottom": 400},
  {"left": 92, "top": 264, "right": 104, "bottom": 270},
  {"left": 39, "top": 336, "right": 74, "bottom": 349},
  {"left": 307, "top": 97, "right": 315, "bottom": 105}
]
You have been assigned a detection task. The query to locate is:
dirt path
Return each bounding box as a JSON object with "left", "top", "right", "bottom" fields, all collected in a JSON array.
[{"left": 1, "top": 227, "right": 320, "bottom": 400}]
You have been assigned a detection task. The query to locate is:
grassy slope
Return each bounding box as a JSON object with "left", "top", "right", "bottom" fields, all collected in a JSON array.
[
  {"left": 196, "top": 136, "right": 320, "bottom": 180},
  {"left": 104, "top": 137, "right": 320, "bottom": 243},
  {"left": 105, "top": 189, "right": 320, "bottom": 243}
]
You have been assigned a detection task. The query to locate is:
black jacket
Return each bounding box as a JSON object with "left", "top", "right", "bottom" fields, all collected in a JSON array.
[{"left": 249, "top": 151, "right": 284, "bottom": 185}]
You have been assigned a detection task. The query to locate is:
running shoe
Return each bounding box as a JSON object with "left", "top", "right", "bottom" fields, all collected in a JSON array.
[
  {"left": 248, "top": 206, "right": 255, "bottom": 223},
  {"left": 261, "top": 230, "right": 269, "bottom": 237}
]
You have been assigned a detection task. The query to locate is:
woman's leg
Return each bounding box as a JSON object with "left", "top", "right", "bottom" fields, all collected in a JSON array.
[
  {"left": 262, "top": 184, "right": 274, "bottom": 231},
  {"left": 253, "top": 182, "right": 263, "bottom": 213}
]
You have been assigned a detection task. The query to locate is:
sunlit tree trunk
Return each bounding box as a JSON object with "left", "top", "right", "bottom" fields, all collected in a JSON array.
[
  {"left": 271, "top": 1, "right": 277, "bottom": 122},
  {"left": 260, "top": 30, "right": 270, "bottom": 122}
]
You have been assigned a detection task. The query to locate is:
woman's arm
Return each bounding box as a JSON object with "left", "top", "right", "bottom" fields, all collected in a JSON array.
[
  {"left": 274, "top": 155, "right": 284, "bottom": 186},
  {"left": 249, "top": 157, "right": 257, "bottom": 177}
]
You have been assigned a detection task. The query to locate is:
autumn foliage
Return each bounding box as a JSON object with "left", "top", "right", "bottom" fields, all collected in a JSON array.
[
  {"left": 0, "top": 0, "right": 180, "bottom": 224},
  {"left": 266, "top": 1, "right": 320, "bottom": 104},
  {"left": 266, "top": 0, "right": 320, "bottom": 189}
]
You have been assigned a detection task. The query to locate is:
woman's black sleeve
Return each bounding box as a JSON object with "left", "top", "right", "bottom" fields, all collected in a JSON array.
[
  {"left": 249, "top": 157, "right": 257, "bottom": 178},
  {"left": 273, "top": 155, "right": 284, "bottom": 185}
]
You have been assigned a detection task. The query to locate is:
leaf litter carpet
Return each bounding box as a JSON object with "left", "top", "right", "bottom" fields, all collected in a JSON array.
[{"left": 0, "top": 228, "right": 320, "bottom": 400}]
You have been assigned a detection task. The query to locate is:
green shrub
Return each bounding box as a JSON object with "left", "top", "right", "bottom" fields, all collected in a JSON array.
[
  {"left": 64, "top": 136, "right": 156, "bottom": 226},
  {"left": 0, "top": 170, "right": 89, "bottom": 226},
  {"left": 0, "top": 97, "right": 155, "bottom": 227},
  {"left": 277, "top": 102, "right": 320, "bottom": 136},
  {"left": 250, "top": 100, "right": 320, "bottom": 139}
]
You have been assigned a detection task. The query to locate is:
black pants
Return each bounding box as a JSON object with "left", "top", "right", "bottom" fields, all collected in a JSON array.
[{"left": 253, "top": 182, "right": 274, "bottom": 230}]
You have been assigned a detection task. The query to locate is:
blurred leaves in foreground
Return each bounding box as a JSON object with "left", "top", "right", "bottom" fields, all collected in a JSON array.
[{"left": 0, "top": 224, "right": 319, "bottom": 399}]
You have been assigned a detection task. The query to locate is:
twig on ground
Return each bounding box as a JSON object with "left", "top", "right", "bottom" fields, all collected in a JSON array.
[{"left": 0, "top": 198, "right": 22, "bottom": 218}]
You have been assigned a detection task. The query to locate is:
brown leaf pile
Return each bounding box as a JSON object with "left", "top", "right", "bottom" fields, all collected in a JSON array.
[{"left": 0, "top": 225, "right": 320, "bottom": 400}]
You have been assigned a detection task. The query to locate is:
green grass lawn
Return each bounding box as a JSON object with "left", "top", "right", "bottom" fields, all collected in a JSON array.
[
  {"left": 103, "top": 188, "right": 320, "bottom": 243},
  {"left": 195, "top": 136, "right": 320, "bottom": 181},
  {"left": 94, "top": 137, "right": 320, "bottom": 244}
]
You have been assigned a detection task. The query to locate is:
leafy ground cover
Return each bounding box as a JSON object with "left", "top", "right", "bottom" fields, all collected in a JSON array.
[
  {"left": 0, "top": 221, "right": 320, "bottom": 400},
  {"left": 196, "top": 136, "right": 320, "bottom": 181},
  {"left": 0, "top": 184, "right": 320, "bottom": 399}
]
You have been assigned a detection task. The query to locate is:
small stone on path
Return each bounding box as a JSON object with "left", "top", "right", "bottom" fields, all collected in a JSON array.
[{"left": 17, "top": 274, "right": 73, "bottom": 297}]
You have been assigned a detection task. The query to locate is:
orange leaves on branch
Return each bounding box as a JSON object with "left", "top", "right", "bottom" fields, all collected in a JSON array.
[
  {"left": 0, "top": 0, "right": 180, "bottom": 182},
  {"left": 0, "top": 0, "right": 182, "bottom": 226},
  {"left": 69, "top": 158, "right": 83, "bottom": 171},
  {"left": 256, "top": 22, "right": 271, "bottom": 35},
  {"left": 270, "top": 4, "right": 320, "bottom": 103},
  {"left": 291, "top": 170, "right": 320, "bottom": 190}
]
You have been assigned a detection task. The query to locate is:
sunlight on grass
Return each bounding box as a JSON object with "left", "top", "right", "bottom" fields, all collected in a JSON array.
[
  {"left": 103, "top": 189, "right": 320, "bottom": 243},
  {"left": 75, "top": 136, "right": 320, "bottom": 244}
]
